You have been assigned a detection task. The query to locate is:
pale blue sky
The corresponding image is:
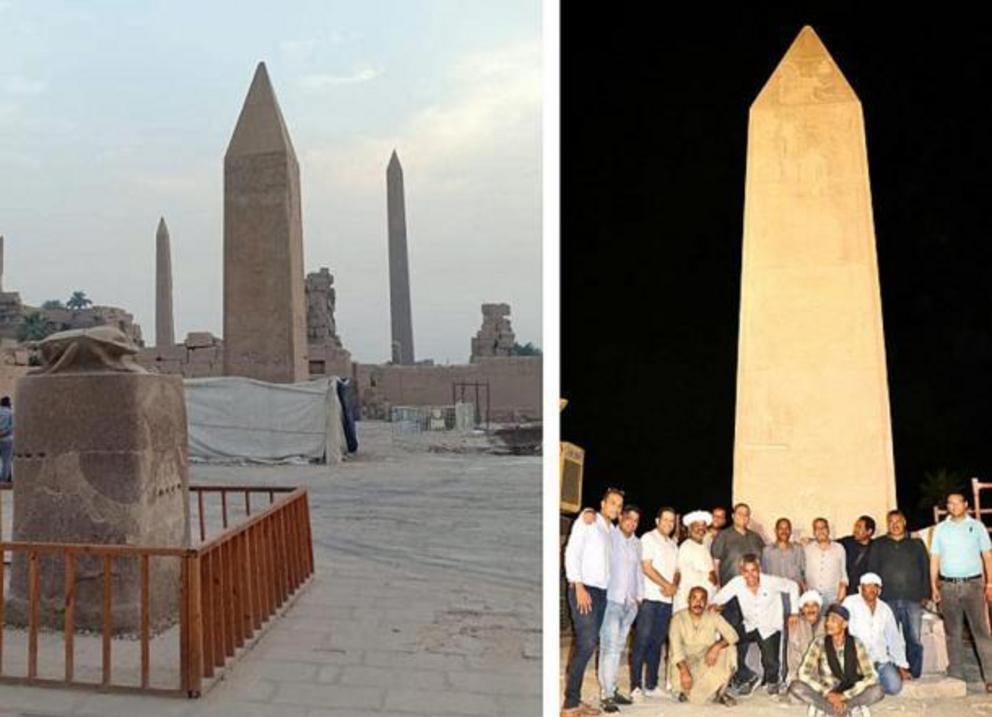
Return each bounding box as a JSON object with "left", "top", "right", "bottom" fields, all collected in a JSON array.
[{"left": 0, "top": 0, "right": 541, "bottom": 363}]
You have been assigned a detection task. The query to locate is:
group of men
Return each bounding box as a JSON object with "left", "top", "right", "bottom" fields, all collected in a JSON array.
[{"left": 562, "top": 488, "right": 992, "bottom": 716}]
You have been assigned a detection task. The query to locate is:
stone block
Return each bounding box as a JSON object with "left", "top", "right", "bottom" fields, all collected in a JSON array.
[
  {"left": 899, "top": 675, "right": 966, "bottom": 699},
  {"left": 188, "top": 363, "right": 217, "bottom": 378},
  {"left": 154, "top": 359, "right": 182, "bottom": 375},
  {"left": 7, "top": 372, "right": 190, "bottom": 633},
  {"left": 189, "top": 346, "right": 219, "bottom": 364},
  {"left": 156, "top": 344, "right": 188, "bottom": 361},
  {"left": 481, "top": 303, "right": 510, "bottom": 318},
  {"left": 185, "top": 331, "right": 217, "bottom": 349}
]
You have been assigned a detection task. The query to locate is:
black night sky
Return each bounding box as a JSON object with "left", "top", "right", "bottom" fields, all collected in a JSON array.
[{"left": 561, "top": 7, "right": 992, "bottom": 529}]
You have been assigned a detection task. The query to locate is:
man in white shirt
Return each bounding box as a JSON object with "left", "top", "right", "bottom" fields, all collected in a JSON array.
[
  {"left": 842, "top": 572, "right": 911, "bottom": 695},
  {"left": 675, "top": 510, "right": 718, "bottom": 612},
  {"left": 563, "top": 487, "right": 624, "bottom": 716},
  {"left": 803, "top": 517, "right": 849, "bottom": 605},
  {"left": 630, "top": 506, "right": 679, "bottom": 700},
  {"left": 598, "top": 505, "right": 644, "bottom": 713},
  {"left": 711, "top": 553, "right": 799, "bottom": 696}
]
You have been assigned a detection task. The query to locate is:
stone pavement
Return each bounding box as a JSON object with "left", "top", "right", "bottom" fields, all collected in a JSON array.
[
  {"left": 0, "top": 421, "right": 541, "bottom": 716},
  {"left": 559, "top": 640, "right": 992, "bottom": 716}
]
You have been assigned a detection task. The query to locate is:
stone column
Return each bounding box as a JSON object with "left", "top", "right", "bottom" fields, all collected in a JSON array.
[
  {"left": 156, "top": 217, "right": 175, "bottom": 348},
  {"left": 223, "top": 62, "right": 308, "bottom": 383},
  {"left": 387, "top": 150, "right": 415, "bottom": 365},
  {"left": 7, "top": 327, "right": 190, "bottom": 633},
  {"left": 733, "top": 26, "right": 897, "bottom": 539}
]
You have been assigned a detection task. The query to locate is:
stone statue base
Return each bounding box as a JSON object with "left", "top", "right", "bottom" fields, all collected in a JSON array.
[{"left": 6, "top": 372, "right": 190, "bottom": 634}]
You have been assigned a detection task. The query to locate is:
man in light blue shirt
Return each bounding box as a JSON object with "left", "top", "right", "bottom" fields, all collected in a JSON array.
[
  {"left": 931, "top": 491, "right": 992, "bottom": 691},
  {"left": 598, "top": 505, "right": 643, "bottom": 712},
  {"left": 0, "top": 396, "right": 13, "bottom": 482}
]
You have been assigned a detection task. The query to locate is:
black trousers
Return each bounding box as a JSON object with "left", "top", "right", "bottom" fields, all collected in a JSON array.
[{"left": 722, "top": 597, "right": 782, "bottom": 686}]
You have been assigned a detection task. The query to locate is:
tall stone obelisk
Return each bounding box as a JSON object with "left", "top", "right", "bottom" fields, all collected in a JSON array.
[
  {"left": 733, "top": 27, "right": 896, "bottom": 539},
  {"left": 223, "top": 62, "right": 307, "bottom": 383},
  {"left": 155, "top": 217, "right": 175, "bottom": 348},
  {"left": 386, "top": 150, "right": 415, "bottom": 365}
]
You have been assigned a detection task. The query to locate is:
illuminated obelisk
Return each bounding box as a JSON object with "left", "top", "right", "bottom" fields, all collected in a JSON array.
[{"left": 733, "top": 26, "right": 896, "bottom": 539}]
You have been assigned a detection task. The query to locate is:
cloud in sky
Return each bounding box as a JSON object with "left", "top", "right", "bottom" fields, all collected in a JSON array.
[
  {"left": 1, "top": 76, "right": 46, "bottom": 95},
  {"left": 296, "top": 37, "right": 541, "bottom": 363},
  {"left": 0, "top": 2, "right": 541, "bottom": 365}
]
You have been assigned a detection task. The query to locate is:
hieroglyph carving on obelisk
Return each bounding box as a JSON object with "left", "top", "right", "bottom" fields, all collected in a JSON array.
[{"left": 733, "top": 26, "right": 897, "bottom": 539}]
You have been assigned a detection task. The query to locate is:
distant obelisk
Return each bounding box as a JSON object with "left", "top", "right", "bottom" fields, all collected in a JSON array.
[
  {"left": 733, "top": 26, "right": 896, "bottom": 539},
  {"left": 155, "top": 217, "right": 175, "bottom": 348},
  {"left": 223, "top": 62, "right": 307, "bottom": 383},
  {"left": 386, "top": 150, "right": 415, "bottom": 365}
]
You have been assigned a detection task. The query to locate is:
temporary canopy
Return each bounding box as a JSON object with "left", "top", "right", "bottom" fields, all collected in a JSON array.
[{"left": 184, "top": 376, "right": 345, "bottom": 464}]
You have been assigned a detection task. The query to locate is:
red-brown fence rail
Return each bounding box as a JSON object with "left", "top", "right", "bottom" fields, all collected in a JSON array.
[{"left": 0, "top": 483, "right": 314, "bottom": 698}]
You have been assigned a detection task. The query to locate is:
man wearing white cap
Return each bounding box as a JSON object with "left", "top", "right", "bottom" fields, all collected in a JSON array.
[
  {"left": 674, "top": 510, "right": 718, "bottom": 612},
  {"left": 786, "top": 591, "right": 825, "bottom": 689},
  {"left": 842, "top": 573, "right": 910, "bottom": 695}
]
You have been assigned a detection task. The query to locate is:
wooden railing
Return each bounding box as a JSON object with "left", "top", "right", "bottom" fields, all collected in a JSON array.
[
  {"left": 0, "top": 483, "right": 314, "bottom": 698},
  {"left": 190, "top": 486, "right": 314, "bottom": 695}
]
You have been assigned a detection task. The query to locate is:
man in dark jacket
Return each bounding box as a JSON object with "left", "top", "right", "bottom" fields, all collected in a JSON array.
[
  {"left": 867, "top": 509, "right": 930, "bottom": 678},
  {"left": 840, "top": 515, "right": 876, "bottom": 596}
]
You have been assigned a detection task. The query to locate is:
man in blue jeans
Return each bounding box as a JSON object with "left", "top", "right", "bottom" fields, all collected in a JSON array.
[
  {"left": 0, "top": 396, "right": 13, "bottom": 482},
  {"left": 842, "top": 572, "right": 911, "bottom": 694},
  {"left": 563, "top": 488, "right": 624, "bottom": 716},
  {"left": 630, "top": 506, "right": 679, "bottom": 701},
  {"left": 867, "top": 509, "right": 930, "bottom": 678},
  {"left": 597, "top": 505, "right": 644, "bottom": 713}
]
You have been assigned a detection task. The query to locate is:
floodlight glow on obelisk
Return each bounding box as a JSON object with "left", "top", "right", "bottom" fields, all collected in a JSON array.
[{"left": 733, "top": 26, "right": 897, "bottom": 538}]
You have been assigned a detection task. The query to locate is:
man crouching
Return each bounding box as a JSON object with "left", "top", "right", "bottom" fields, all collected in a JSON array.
[
  {"left": 789, "top": 604, "right": 884, "bottom": 717},
  {"left": 668, "top": 586, "right": 739, "bottom": 706}
]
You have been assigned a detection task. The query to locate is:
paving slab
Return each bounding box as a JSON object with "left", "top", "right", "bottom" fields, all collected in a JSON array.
[{"left": 0, "top": 421, "right": 541, "bottom": 716}]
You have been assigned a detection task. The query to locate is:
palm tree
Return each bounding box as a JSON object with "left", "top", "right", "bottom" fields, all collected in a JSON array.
[
  {"left": 17, "top": 312, "right": 56, "bottom": 342},
  {"left": 66, "top": 291, "right": 93, "bottom": 310},
  {"left": 918, "top": 468, "right": 968, "bottom": 512},
  {"left": 512, "top": 342, "right": 542, "bottom": 356}
]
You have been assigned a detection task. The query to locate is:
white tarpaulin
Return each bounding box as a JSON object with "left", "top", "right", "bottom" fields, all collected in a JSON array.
[{"left": 184, "top": 376, "right": 345, "bottom": 464}]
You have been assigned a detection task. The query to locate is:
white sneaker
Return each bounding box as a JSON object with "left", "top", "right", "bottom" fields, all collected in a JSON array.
[
  {"left": 629, "top": 687, "right": 644, "bottom": 703},
  {"left": 643, "top": 686, "right": 666, "bottom": 698},
  {"left": 807, "top": 706, "right": 825, "bottom": 717},
  {"left": 855, "top": 707, "right": 871, "bottom": 717}
]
